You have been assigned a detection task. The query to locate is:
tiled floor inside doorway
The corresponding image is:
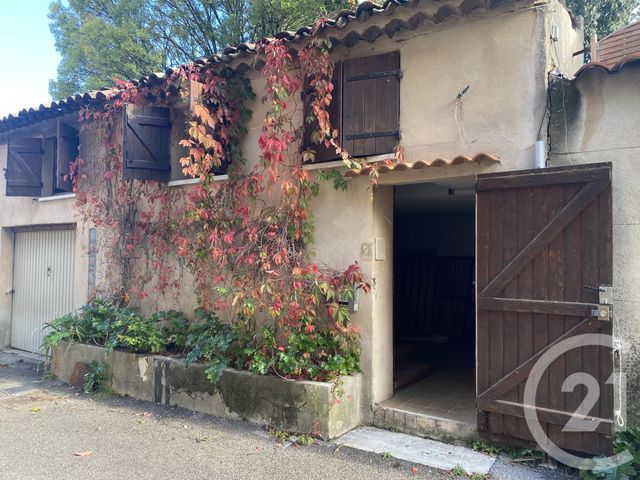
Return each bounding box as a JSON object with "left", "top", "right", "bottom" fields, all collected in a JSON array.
[{"left": 380, "top": 369, "right": 476, "bottom": 424}]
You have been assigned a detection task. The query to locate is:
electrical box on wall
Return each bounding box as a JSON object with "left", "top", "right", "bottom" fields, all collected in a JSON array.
[{"left": 339, "top": 288, "right": 360, "bottom": 312}]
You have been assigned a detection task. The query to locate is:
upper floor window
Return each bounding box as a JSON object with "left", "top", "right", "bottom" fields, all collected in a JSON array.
[
  {"left": 304, "top": 51, "right": 401, "bottom": 163},
  {"left": 122, "top": 104, "right": 172, "bottom": 182},
  {"left": 5, "top": 120, "right": 78, "bottom": 197}
]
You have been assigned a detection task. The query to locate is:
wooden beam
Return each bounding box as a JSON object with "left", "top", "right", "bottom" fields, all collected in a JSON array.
[
  {"left": 476, "top": 165, "right": 610, "bottom": 192},
  {"left": 477, "top": 297, "right": 598, "bottom": 317},
  {"left": 477, "top": 398, "right": 613, "bottom": 435}
]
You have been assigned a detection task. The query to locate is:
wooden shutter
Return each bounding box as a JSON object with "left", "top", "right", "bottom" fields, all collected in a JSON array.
[
  {"left": 476, "top": 163, "right": 613, "bottom": 456},
  {"left": 303, "top": 62, "right": 343, "bottom": 164},
  {"left": 343, "top": 51, "right": 400, "bottom": 158},
  {"left": 56, "top": 121, "right": 78, "bottom": 192},
  {"left": 5, "top": 137, "right": 43, "bottom": 197},
  {"left": 123, "top": 105, "right": 171, "bottom": 181}
]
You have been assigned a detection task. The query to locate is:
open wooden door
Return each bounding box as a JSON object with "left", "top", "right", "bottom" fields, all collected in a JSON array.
[{"left": 476, "top": 163, "right": 613, "bottom": 456}]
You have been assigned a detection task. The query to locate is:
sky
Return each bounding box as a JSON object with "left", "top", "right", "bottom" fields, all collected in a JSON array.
[{"left": 0, "top": 1, "right": 60, "bottom": 118}]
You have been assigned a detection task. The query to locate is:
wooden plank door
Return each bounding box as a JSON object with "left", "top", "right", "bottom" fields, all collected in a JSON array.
[{"left": 476, "top": 163, "right": 613, "bottom": 456}]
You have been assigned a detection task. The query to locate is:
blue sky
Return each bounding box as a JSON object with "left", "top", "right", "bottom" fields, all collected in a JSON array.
[{"left": 0, "top": 1, "right": 60, "bottom": 118}]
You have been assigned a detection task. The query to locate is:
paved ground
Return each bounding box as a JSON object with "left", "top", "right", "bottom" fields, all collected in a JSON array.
[{"left": 0, "top": 351, "right": 577, "bottom": 480}]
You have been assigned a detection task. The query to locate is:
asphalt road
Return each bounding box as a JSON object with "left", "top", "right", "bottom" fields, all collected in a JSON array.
[
  {"left": 0, "top": 352, "right": 576, "bottom": 480},
  {"left": 0, "top": 354, "right": 453, "bottom": 480}
]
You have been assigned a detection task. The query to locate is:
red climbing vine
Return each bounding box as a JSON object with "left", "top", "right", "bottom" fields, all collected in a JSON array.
[{"left": 71, "top": 20, "right": 370, "bottom": 380}]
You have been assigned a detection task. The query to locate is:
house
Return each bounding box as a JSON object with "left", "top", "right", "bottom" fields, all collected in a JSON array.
[{"left": 1, "top": 0, "right": 637, "bottom": 456}]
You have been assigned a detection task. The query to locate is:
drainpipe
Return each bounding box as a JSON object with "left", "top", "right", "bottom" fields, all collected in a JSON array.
[{"left": 534, "top": 136, "right": 546, "bottom": 169}]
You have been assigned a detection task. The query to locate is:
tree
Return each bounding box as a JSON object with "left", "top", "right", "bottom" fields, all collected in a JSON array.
[
  {"left": 566, "top": 0, "right": 639, "bottom": 44},
  {"left": 48, "top": 0, "right": 353, "bottom": 99}
]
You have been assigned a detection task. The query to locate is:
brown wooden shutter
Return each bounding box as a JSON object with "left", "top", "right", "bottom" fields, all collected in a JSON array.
[
  {"left": 343, "top": 51, "right": 400, "bottom": 158},
  {"left": 5, "top": 137, "right": 43, "bottom": 197},
  {"left": 303, "top": 61, "right": 343, "bottom": 164},
  {"left": 123, "top": 105, "right": 171, "bottom": 181},
  {"left": 56, "top": 120, "right": 78, "bottom": 192},
  {"left": 476, "top": 163, "right": 613, "bottom": 456}
]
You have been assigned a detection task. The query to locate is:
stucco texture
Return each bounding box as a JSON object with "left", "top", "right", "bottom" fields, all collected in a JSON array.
[
  {"left": 0, "top": 0, "right": 584, "bottom": 428},
  {"left": 549, "top": 64, "right": 640, "bottom": 425}
]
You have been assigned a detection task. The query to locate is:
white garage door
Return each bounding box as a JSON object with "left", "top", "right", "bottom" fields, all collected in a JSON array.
[{"left": 11, "top": 229, "right": 75, "bottom": 353}]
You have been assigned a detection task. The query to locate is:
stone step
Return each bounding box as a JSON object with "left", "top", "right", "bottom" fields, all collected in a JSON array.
[
  {"left": 373, "top": 404, "right": 478, "bottom": 444},
  {"left": 335, "top": 426, "right": 496, "bottom": 475}
]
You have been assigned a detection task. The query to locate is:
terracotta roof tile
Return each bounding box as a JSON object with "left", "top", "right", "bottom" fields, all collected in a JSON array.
[
  {"left": 1, "top": 0, "right": 534, "bottom": 133},
  {"left": 344, "top": 153, "right": 499, "bottom": 176},
  {"left": 574, "top": 56, "right": 640, "bottom": 77}
]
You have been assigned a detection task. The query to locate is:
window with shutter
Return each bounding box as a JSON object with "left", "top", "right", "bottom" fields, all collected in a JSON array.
[
  {"left": 56, "top": 120, "right": 78, "bottom": 192},
  {"left": 302, "top": 51, "right": 400, "bottom": 163},
  {"left": 5, "top": 137, "right": 43, "bottom": 197},
  {"left": 123, "top": 105, "right": 171, "bottom": 181},
  {"left": 342, "top": 51, "right": 400, "bottom": 158}
]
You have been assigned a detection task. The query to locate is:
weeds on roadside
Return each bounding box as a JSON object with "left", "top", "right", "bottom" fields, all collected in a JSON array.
[
  {"left": 83, "top": 361, "right": 108, "bottom": 394},
  {"left": 472, "top": 440, "right": 501, "bottom": 456},
  {"left": 269, "top": 429, "right": 315, "bottom": 446},
  {"left": 451, "top": 465, "right": 466, "bottom": 476}
]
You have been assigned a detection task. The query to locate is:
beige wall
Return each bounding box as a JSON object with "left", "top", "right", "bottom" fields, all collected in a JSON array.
[
  {"left": 0, "top": 143, "right": 88, "bottom": 350},
  {"left": 549, "top": 64, "right": 640, "bottom": 425},
  {"left": 300, "top": 0, "right": 579, "bottom": 409},
  {"left": 0, "top": 0, "right": 583, "bottom": 416}
]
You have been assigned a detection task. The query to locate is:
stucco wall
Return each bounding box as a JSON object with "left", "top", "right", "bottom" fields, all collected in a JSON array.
[
  {"left": 0, "top": 0, "right": 581, "bottom": 416},
  {"left": 0, "top": 143, "right": 88, "bottom": 350},
  {"left": 549, "top": 64, "right": 640, "bottom": 425},
  {"left": 301, "top": 0, "right": 576, "bottom": 409}
]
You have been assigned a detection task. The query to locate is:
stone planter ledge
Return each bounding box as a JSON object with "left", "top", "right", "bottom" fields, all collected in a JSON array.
[{"left": 51, "top": 342, "right": 362, "bottom": 439}]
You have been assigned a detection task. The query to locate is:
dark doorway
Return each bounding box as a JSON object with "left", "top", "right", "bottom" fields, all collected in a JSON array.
[{"left": 387, "top": 179, "right": 476, "bottom": 423}]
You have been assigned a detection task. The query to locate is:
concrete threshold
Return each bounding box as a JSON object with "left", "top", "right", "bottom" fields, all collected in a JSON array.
[
  {"left": 335, "top": 426, "right": 496, "bottom": 475},
  {"left": 373, "top": 404, "right": 477, "bottom": 444}
]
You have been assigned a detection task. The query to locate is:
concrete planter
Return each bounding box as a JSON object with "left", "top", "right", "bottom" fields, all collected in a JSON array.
[{"left": 51, "top": 342, "right": 362, "bottom": 439}]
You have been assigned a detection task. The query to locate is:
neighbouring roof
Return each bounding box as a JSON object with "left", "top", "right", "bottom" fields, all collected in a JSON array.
[
  {"left": 0, "top": 0, "right": 535, "bottom": 134},
  {"left": 574, "top": 56, "right": 640, "bottom": 78},
  {"left": 343, "top": 153, "right": 500, "bottom": 176},
  {"left": 596, "top": 21, "right": 640, "bottom": 67}
]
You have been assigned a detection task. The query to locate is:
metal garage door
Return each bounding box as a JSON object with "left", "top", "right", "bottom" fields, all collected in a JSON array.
[{"left": 11, "top": 229, "right": 75, "bottom": 353}]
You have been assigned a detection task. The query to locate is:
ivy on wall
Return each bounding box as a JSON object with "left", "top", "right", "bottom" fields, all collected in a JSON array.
[{"left": 70, "top": 21, "right": 371, "bottom": 379}]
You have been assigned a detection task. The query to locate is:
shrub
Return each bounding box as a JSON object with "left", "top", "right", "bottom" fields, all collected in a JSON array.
[
  {"left": 153, "top": 310, "right": 190, "bottom": 352},
  {"left": 42, "top": 299, "right": 166, "bottom": 354},
  {"left": 42, "top": 311, "right": 101, "bottom": 352},
  {"left": 43, "top": 300, "right": 361, "bottom": 383},
  {"left": 580, "top": 427, "right": 640, "bottom": 479},
  {"left": 184, "top": 310, "right": 235, "bottom": 382},
  {"left": 83, "top": 361, "right": 108, "bottom": 394},
  {"left": 105, "top": 309, "right": 166, "bottom": 354}
]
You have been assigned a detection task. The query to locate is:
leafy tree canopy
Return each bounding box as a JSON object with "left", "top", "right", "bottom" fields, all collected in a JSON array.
[
  {"left": 49, "top": 0, "right": 640, "bottom": 99},
  {"left": 565, "top": 0, "right": 639, "bottom": 44},
  {"left": 48, "top": 0, "right": 352, "bottom": 99}
]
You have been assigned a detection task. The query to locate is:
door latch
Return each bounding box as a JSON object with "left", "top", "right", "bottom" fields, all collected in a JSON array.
[
  {"left": 5, "top": 288, "right": 15, "bottom": 296},
  {"left": 586, "top": 285, "right": 613, "bottom": 319},
  {"left": 585, "top": 285, "right": 613, "bottom": 304}
]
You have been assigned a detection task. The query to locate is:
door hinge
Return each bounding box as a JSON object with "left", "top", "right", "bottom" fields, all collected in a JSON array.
[
  {"left": 344, "top": 130, "right": 400, "bottom": 141},
  {"left": 346, "top": 69, "right": 402, "bottom": 82},
  {"left": 5, "top": 288, "right": 15, "bottom": 296}
]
